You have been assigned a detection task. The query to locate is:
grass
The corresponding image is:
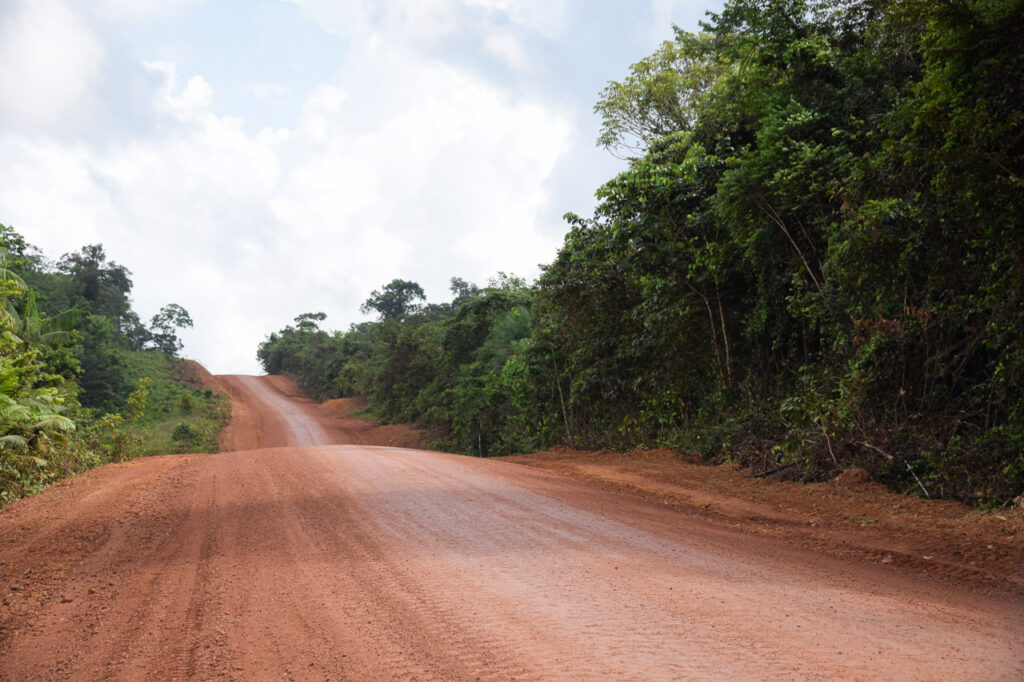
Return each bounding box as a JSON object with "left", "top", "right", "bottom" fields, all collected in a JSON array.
[{"left": 120, "top": 351, "right": 231, "bottom": 455}]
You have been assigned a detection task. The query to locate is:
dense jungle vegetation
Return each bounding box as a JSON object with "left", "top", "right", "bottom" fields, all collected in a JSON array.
[
  {"left": 0, "top": 225, "right": 228, "bottom": 505},
  {"left": 259, "top": 0, "right": 1023, "bottom": 506}
]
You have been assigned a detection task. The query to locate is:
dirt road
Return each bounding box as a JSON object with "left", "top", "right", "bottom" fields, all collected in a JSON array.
[{"left": 1, "top": 376, "right": 1021, "bottom": 679}]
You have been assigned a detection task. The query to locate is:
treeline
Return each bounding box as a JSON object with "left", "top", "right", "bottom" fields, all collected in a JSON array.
[
  {"left": 1, "top": 225, "right": 228, "bottom": 504},
  {"left": 258, "top": 0, "right": 1023, "bottom": 505}
]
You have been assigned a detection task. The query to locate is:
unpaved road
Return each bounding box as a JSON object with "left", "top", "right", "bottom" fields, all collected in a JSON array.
[{"left": 1, "top": 376, "right": 1021, "bottom": 679}]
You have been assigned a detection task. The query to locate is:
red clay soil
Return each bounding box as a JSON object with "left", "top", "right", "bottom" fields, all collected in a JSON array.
[
  {"left": 215, "top": 374, "right": 426, "bottom": 451},
  {"left": 504, "top": 448, "right": 1024, "bottom": 596},
  {"left": 1, "top": 375, "right": 1021, "bottom": 680},
  {"left": 174, "top": 359, "right": 224, "bottom": 393}
]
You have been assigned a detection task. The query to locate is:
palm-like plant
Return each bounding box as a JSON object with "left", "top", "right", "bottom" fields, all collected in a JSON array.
[
  {"left": 0, "top": 394, "right": 75, "bottom": 466},
  {"left": 0, "top": 248, "right": 27, "bottom": 329},
  {"left": 0, "top": 248, "right": 78, "bottom": 475},
  {"left": 479, "top": 305, "right": 533, "bottom": 371},
  {"left": 1, "top": 289, "right": 82, "bottom": 347}
]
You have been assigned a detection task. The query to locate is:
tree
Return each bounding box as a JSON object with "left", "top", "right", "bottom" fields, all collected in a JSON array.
[
  {"left": 294, "top": 312, "right": 327, "bottom": 332},
  {"left": 595, "top": 33, "right": 723, "bottom": 158},
  {"left": 148, "top": 304, "right": 193, "bottom": 356},
  {"left": 56, "top": 244, "right": 133, "bottom": 324},
  {"left": 360, "top": 279, "right": 425, "bottom": 320},
  {"left": 0, "top": 224, "right": 41, "bottom": 272},
  {"left": 119, "top": 311, "right": 152, "bottom": 351},
  {"left": 449, "top": 277, "right": 481, "bottom": 307}
]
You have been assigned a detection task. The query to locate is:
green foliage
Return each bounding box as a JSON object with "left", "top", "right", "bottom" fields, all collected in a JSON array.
[
  {"left": 595, "top": 33, "right": 723, "bottom": 157},
  {"left": 82, "top": 377, "right": 150, "bottom": 462},
  {"left": 0, "top": 246, "right": 83, "bottom": 501},
  {"left": 148, "top": 303, "right": 193, "bottom": 356},
  {"left": 360, "top": 279, "right": 426, "bottom": 320},
  {"left": 55, "top": 244, "right": 134, "bottom": 325},
  {"left": 294, "top": 312, "right": 326, "bottom": 332},
  {"left": 258, "top": 0, "right": 1023, "bottom": 505},
  {"left": 9, "top": 237, "right": 196, "bottom": 408},
  {"left": 171, "top": 423, "right": 192, "bottom": 441},
  {"left": 0, "top": 227, "right": 227, "bottom": 506},
  {"left": 117, "top": 351, "right": 230, "bottom": 455},
  {"left": 528, "top": 0, "right": 1023, "bottom": 504},
  {"left": 260, "top": 276, "right": 551, "bottom": 456}
]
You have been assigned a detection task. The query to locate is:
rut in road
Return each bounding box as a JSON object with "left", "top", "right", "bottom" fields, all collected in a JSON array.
[{"left": 0, "top": 375, "right": 1021, "bottom": 680}]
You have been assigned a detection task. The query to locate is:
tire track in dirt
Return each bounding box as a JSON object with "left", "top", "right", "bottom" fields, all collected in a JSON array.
[
  {"left": 295, "top": 445, "right": 1023, "bottom": 679},
  {"left": 215, "top": 375, "right": 331, "bottom": 449}
]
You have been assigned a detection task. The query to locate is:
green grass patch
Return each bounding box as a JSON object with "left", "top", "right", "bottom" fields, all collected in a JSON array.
[{"left": 120, "top": 351, "right": 231, "bottom": 455}]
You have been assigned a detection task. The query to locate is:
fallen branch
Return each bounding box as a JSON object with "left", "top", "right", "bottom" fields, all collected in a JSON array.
[
  {"left": 905, "top": 461, "right": 930, "bottom": 498},
  {"left": 859, "top": 441, "right": 893, "bottom": 461}
]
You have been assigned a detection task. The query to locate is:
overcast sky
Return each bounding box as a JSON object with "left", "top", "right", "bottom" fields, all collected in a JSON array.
[{"left": 0, "top": 0, "right": 724, "bottom": 374}]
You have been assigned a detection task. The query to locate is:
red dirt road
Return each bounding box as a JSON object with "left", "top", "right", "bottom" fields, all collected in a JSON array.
[{"left": 2, "top": 376, "right": 1022, "bottom": 679}]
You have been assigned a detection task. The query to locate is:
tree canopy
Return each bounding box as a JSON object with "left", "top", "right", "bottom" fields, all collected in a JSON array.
[
  {"left": 360, "top": 279, "right": 426, "bottom": 320},
  {"left": 259, "top": 0, "right": 1023, "bottom": 506},
  {"left": 149, "top": 304, "right": 194, "bottom": 356}
]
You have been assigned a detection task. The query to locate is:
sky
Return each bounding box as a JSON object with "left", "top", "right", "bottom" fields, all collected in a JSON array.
[{"left": 0, "top": 0, "right": 724, "bottom": 374}]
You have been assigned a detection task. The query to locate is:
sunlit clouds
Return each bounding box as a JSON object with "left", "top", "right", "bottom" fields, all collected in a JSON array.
[{"left": 0, "top": 0, "right": 721, "bottom": 372}]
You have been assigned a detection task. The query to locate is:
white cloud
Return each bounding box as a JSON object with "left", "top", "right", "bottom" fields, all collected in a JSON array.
[
  {"left": 0, "top": 0, "right": 106, "bottom": 131},
  {"left": 286, "top": 0, "right": 569, "bottom": 52},
  {"left": 483, "top": 30, "right": 530, "bottom": 71},
  {"left": 247, "top": 82, "right": 293, "bottom": 102},
  {"left": 285, "top": 0, "right": 460, "bottom": 42},
  {"left": 3, "top": 0, "right": 729, "bottom": 375},
  {"left": 649, "top": 0, "right": 711, "bottom": 40},
  {"left": 0, "top": 21, "right": 572, "bottom": 373},
  {"left": 88, "top": 0, "right": 205, "bottom": 22},
  {"left": 465, "top": 0, "right": 569, "bottom": 39},
  {"left": 145, "top": 61, "right": 214, "bottom": 122}
]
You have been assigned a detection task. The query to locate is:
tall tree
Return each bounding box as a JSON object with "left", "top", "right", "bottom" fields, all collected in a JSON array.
[
  {"left": 360, "top": 279, "right": 426, "bottom": 320},
  {"left": 148, "top": 304, "right": 193, "bottom": 356},
  {"left": 294, "top": 312, "right": 327, "bottom": 332},
  {"left": 56, "top": 244, "right": 133, "bottom": 326}
]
